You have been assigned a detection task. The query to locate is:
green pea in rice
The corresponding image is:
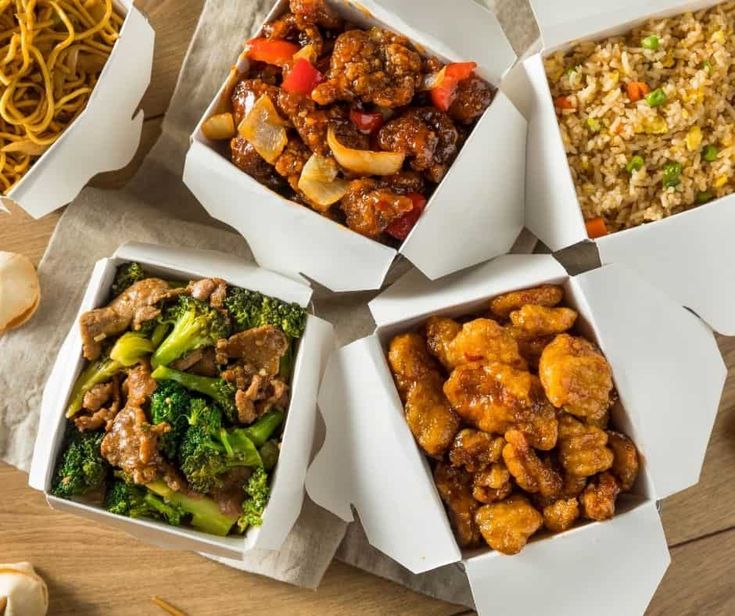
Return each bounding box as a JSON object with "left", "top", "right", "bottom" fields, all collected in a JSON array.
[{"left": 545, "top": 1, "right": 735, "bottom": 233}]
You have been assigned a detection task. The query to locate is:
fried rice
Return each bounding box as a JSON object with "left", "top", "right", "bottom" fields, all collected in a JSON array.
[{"left": 545, "top": 1, "right": 735, "bottom": 234}]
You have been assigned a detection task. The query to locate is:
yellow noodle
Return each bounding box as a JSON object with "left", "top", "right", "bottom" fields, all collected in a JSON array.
[{"left": 0, "top": 0, "right": 121, "bottom": 191}]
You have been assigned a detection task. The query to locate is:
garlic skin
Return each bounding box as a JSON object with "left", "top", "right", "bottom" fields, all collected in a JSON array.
[
  {"left": 0, "top": 562, "right": 48, "bottom": 616},
  {"left": 0, "top": 251, "right": 41, "bottom": 334}
]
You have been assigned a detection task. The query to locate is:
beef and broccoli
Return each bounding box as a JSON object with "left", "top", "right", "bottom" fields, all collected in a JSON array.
[
  {"left": 51, "top": 262, "right": 308, "bottom": 537},
  {"left": 201, "top": 0, "right": 495, "bottom": 244}
]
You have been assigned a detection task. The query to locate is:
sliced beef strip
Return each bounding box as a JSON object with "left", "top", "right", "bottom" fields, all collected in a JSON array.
[
  {"left": 100, "top": 406, "right": 170, "bottom": 485},
  {"left": 189, "top": 347, "right": 219, "bottom": 378},
  {"left": 209, "top": 467, "right": 253, "bottom": 517},
  {"left": 82, "top": 382, "right": 114, "bottom": 412},
  {"left": 234, "top": 374, "right": 290, "bottom": 424},
  {"left": 75, "top": 375, "right": 123, "bottom": 432},
  {"left": 125, "top": 363, "right": 158, "bottom": 408},
  {"left": 79, "top": 279, "right": 177, "bottom": 361},
  {"left": 216, "top": 325, "right": 289, "bottom": 376},
  {"left": 187, "top": 277, "right": 227, "bottom": 302}
]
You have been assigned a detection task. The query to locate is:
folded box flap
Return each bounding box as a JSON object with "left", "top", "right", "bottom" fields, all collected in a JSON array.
[
  {"left": 247, "top": 315, "right": 335, "bottom": 552},
  {"left": 305, "top": 335, "right": 461, "bottom": 573},
  {"left": 369, "top": 254, "right": 567, "bottom": 328},
  {"left": 29, "top": 258, "right": 112, "bottom": 491},
  {"left": 465, "top": 500, "right": 670, "bottom": 616},
  {"left": 597, "top": 196, "right": 735, "bottom": 336},
  {"left": 399, "top": 93, "right": 527, "bottom": 280},
  {"left": 114, "top": 241, "right": 313, "bottom": 308},
  {"left": 528, "top": 0, "right": 702, "bottom": 50},
  {"left": 183, "top": 143, "right": 397, "bottom": 293},
  {"left": 572, "top": 264, "right": 726, "bottom": 500},
  {"left": 10, "top": 5, "right": 154, "bottom": 218},
  {"left": 357, "top": 0, "right": 515, "bottom": 83}
]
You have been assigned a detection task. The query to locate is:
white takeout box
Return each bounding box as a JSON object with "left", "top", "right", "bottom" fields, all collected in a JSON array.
[
  {"left": 305, "top": 254, "right": 726, "bottom": 615},
  {"left": 28, "top": 242, "right": 334, "bottom": 560},
  {"left": 518, "top": 0, "right": 735, "bottom": 336},
  {"left": 4, "top": 0, "right": 154, "bottom": 218},
  {"left": 183, "top": 0, "right": 527, "bottom": 293}
]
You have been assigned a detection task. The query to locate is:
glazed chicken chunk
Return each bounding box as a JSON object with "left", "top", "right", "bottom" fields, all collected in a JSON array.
[
  {"left": 489, "top": 285, "right": 564, "bottom": 319},
  {"left": 475, "top": 495, "right": 543, "bottom": 555},
  {"left": 580, "top": 472, "right": 622, "bottom": 521},
  {"left": 472, "top": 462, "right": 512, "bottom": 504},
  {"left": 607, "top": 431, "right": 640, "bottom": 491},
  {"left": 542, "top": 497, "right": 580, "bottom": 533},
  {"left": 557, "top": 414, "right": 614, "bottom": 478},
  {"left": 509, "top": 305, "right": 578, "bottom": 338},
  {"left": 502, "top": 429, "right": 562, "bottom": 499},
  {"left": 388, "top": 334, "right": 459, "bottom": 456},
  {"left": 449, "top": 429, "right": 504, "bottom": 473},
  {"left": 539, "top": 333, "right": 613, "bottom": 422},
  {"left": 434, "top": 462, "right": 481, "bottom": 548}
]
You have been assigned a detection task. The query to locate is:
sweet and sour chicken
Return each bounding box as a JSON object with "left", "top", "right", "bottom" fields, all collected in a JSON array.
[{"left": 387, "top": 285, "right": 640, "bottom": 555}]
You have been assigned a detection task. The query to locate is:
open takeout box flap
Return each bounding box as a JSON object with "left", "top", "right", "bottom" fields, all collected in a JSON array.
[
  {"left": 352, "top": 0, "right": 516, "bottom": 84},
  {"left": 399, "top": 92, "right": 527, "bottom": 280},
  {"left": 368, "top": 254, "right": 567, "bottom": 329},
  {"left": 30, "top": 243, "right": 333, "bottom": 557},
  {"left": 113, "top": 241, "right": 314, "bottom": 307},
  {"left": 182, "top": 143, "right": 397, "bottom": 293},
  {"left": 184, "top": 0, "right": 525, "bottom": 293},
  {"left": 305, "top": 335, "right": 462, "bottom": 573},
  {"left": 464, "top": 500, "right": 670, "bottom": 616},
  {"left": 527, "top": 0, "right": 718, "bottom": 50},
  {"left": 596, "top": 196, "right": 735, "bottom": 336},
  {"left": 571, "top": 263, "right": 726, "bottom": 499},
  {"left": 8, "top": 2, "right": 154, "bottom": 218},
  {"left": 249, "top": 314, "right": 335, "bottom": 551}
]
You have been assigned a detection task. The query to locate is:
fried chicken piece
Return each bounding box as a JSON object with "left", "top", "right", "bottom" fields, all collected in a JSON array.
[
  {"left": 312, "top": 28, "right": 423, "bottom": 108},
  {"left": 230, "top": 137, "right": 288, "bottom": 193},
  {"left": 341, "top": 178, "right": 413, "bottom": 238},
  {"left": 388, "top": 333, "right": 459, "bottom": 457},
  {"left": 539, "top": 334, "right": 613, "bottom": 422},
  {"left": 448, "top": 76, "right": 495, "bottom": 125},
  {"left": 509, "top": 305, "right": 578, "bottom": 338},
  {"left": 216, "top": 325, "right": 289, "bottom": 376},
  {"left": 263, "top": 11, "right": 325, "bottom": 56},
  {"left": 434, "top": 462, "right": 482, "bottom": 548},
  {"left": 557, "top": 414, "right": 613, "bottom": 478},
  {"left": 580, "top": 472, "right": 621, "bottom": 521},
  {"left": 79, "top": 279, "right": 176, "bottom": 361},
  {"left": 290, "top": 0, "right": 343, "bottom": 29},
  {"left": 607, "top": 431, "right": 640, "bottom": 491},
  {"left": 443, "top": 362, "right": 558, "bottom": 450},
  {"left": 425, "top": 316, "right": 461, "bottom": 368},
  {"left": 502, "top": 429, "right": 562, "bottom": 498},
  {"left": 274, "top": 137, "right": 312, "bottom": 191},
  {"left": 230, "top": 78, "right": 280, "bottom": 125},
  {"left": 560, "top": 472, "right": 588, "bottom": 499},
  {"left": 101, "top": 406, "right": 170, "bottom": 485},
  {"left": 277, "top": 90, "right": 331, "bottom": 156},
  {"left": 449, "top": 429, "right": 504, "bottom": 472},
  {"left": 444, "top": 318, "right": 527, "bottom": 370},
  {"left": 328, "top": 105, "right": 370, "bottom": 150},
  {"left": 472, "top": 462, "right": 512, "bottom": 504},
  {"left": 475, "top": 495, "right": 543, "bottom": 555},
  {"left": 377, "top": 107, "right": 459, "bottom": 183},
  {"left": 489, "top": 285, "right": 564, "bottom": 319},
  {"left": 542, "top": 498, "right": 580, "bottom": 533},
  {"left": 512, "top": 333, "right": 554, "bottom": 371}
]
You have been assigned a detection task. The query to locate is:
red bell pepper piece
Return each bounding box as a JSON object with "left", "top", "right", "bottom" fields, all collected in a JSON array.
[
  {"left": 349, "top": 108, "right": 385, "bottom": 134},
  {"left": 430, "top": 62, "right": 477, "bottom": 112},
  {"left": 282, "top": 58, "right": 325, "bottom": 95},
  {"left": 386, "top": 193, "right": 428, "bottom": 241},
  {"left": 246, "top": 37, "right": 300, "bottom": 67}
]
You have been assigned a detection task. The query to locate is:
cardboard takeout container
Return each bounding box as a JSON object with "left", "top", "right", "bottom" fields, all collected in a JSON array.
[
  {"left": 5, "top": 0, "right": 154, "bottom": 219},
  {"left": 519, "top": 0, "right": 735, "bottom": 336},
  {"left": 28, "top": 242, "right": 334, "bottom": 559},
  {"left": 305, "top": 254, "right": 726, "bottom": 615},
  {"left": 183, "top": 0, "right": 527, "bottom": 292}
]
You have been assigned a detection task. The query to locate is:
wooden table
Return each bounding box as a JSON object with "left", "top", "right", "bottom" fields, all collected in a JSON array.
[{"left": 1, "top": 2, "right": 734, "bottom": 614}]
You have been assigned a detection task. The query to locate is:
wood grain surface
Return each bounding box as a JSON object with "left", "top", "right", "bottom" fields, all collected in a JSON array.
[{"left": 1, "top": 1, "right": 734, "bottom": 615}]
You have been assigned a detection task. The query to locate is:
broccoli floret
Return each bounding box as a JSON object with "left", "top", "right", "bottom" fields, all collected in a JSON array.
[
  {"left": 105, "top": 479, "right": 184, "bottom": 526},
  {"left": 151, "top": 365, "right": 238, "bottom": 423},
  {"left": 178, "top": 399, "right": 262, "bottom": 493},
  {"left": 237, "top": 467, "right": 270, "bottom": 532},
  {"left": 242, "top": 410, "right": 284, "bottom": 447},
  {"left": 150, "top": 381, "right": 192, "bottom": 460},
  {"left": 66, "top": 332, "right": 155, "bottom": 418},
  {"left": 51, "top": 431, "right": 108, "bottom": 498},
  {"left": 111, "top": 262, "right": 148, "bottom": 297},
  {"left": 151, "top": 295, "right": 231, "bottom": 368},
  {"left": 259, "top": 440, "right": 280, "bottom": 471},
  {"left": 146, "top": 480, "right": 238, "bottom": 536},
  {"left": 225, "top": 288, "right": 307, "bottom": 339}
]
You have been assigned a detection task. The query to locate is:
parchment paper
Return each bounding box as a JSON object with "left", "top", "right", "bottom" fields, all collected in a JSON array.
[{"left": 0, "top": 0, "right": 538, "bottom": 603}]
